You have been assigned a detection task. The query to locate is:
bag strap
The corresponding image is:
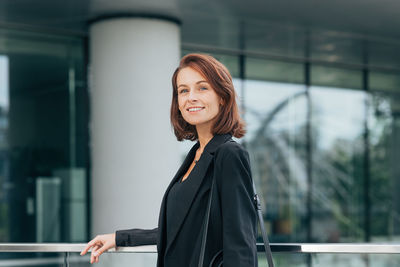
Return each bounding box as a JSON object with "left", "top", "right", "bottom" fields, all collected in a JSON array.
[
  {"left": 198, "top": 176, "right": 275, "bottom": 267},
  {"left": 198, "top": 175, "right": 216, "bottom": 267},
  {"left": 253, "top": 184, "right": 275, "bottom": 267}
]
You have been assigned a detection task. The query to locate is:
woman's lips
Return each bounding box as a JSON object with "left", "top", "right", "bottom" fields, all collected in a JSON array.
[{"left": 187, "top": 107, "right": 204, "bottom": 113}]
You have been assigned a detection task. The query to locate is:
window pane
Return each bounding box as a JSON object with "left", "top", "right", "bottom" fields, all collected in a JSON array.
[
  {"left": 310, "top": 87, "right": 366, "bottom": 242},
  {"left": 311, "top": 65, "right": 363, "bottom": 89},
  {"left": 0, "top": 28, "right": 88, "bottom": 244},
  {"left": 246, "top": 57, "right": 304, "bottom": 84},
  {"left": 369, "top": 41, "right": 400, "bottom": 69},
  {"left": 213, "top": 54, "right": 240, "bottom": 78},
  {"left": 244, "top": 79, "right": 308, "bottom": 242},
  {"left": 368, "top": 90, "right": 400, "bottom": 239},
  {"left": 181, "top": 16, "right": 240, "bottom": 50},
  {"left": 311, "top": 30, "right": 363, "bottom": 65},
  {"left": 369, "top": 71, "right": 400, "bottom": 93},
  {"left": 244, "top": 21, "right": 306, "bottom": 58}
]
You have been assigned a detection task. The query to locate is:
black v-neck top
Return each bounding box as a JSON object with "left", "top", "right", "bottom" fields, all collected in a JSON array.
[
  {"left": 166, "top": 175, "right": 193, "bottom": 241},
  {"left": 165, "top": 172, "right": 200, "bottom": 266}
]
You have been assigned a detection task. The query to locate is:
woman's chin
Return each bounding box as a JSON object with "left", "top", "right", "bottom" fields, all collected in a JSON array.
[
  {"left": 186, "top": 121, "right": 201, "bottom": 126},
  {"left": 183, "top": 118, "right": 203, "bottom": 126}
]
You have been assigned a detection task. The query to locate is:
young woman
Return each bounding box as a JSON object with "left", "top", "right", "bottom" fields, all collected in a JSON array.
[{"left": 81, "top": 53, "right": 258, "bottom": 266}]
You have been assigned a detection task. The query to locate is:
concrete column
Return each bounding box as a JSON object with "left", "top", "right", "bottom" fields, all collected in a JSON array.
[{"left": 89, "top": 17, "right": 180, "bottom": 244}]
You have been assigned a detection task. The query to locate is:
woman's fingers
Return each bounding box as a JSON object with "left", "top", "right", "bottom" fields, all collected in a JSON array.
[
  {"left": 93, "top": 243, "right": 110, "bottom": 259},
  {"left": 80, "top": 236, "right": 99, "bottom": 255},
  {"left": 91, "top": 245, "right": 100, "bottom": 264},
  {"left": 81, "top": 233, "right": 116, "bottom": 263},
  {"left": 90, "top": 245, "right": 96, "bottom": 263},
  {"left": 80, "top": 242, "right": 92, "bottom": 256}
]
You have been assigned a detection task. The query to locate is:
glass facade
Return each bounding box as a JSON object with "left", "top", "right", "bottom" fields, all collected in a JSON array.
[
  {"left": 0, "top": 10, "right": 399, "bottom": 266},
  {"left": 183, "top": 23, "right": 400, "bottom": 251},
  {"left": 0, "top": 28, "right": 89, "bottom": 245}
]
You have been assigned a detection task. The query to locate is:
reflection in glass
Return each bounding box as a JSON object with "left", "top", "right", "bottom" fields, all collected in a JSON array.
[
  {"left": 258, "top": 252, "right": 308, "bottom": 267},
  {"left": 181, "top": 16, "right": 241, "bottom": 50},
  {"left": 0, "top": 56, "right": 9, "bottom": 112},
  {"left": 310, "top": 31, "right": 363, "bottom": 65},
  {"left": 369, "top": 41, "right": 400, "bottom": 69},
  {"left": 244, "top": 21, "right": 306, "bottom": 58},
  {"left": 311, "top": 65, "right": 362, "bottom": 90},
  {"left": 0, "top": 55, "right": 9, "bottom": 243},
  {"left": 244, "top": 79, "right": 307, "bottom": 242},
  {"left": 368, "top": 90, "right": 400, "bottom": 240},
  {"left": 369, "top": 72, "right": 400, "bottom": 93},
  {"left": 311, "top": 253, "right": 400, "bottom": 267},
  {"left": 246, "top": 57, "right": 304, "bottom": 84},
  {"left": 310, "top": 87, "right": 366, "bottom": 242},
  {"left": 260, "top": 252, "right": 400, "bottom": 267},
  {"left": 0, "top": 28, "right": 88, "bottom": 250}
]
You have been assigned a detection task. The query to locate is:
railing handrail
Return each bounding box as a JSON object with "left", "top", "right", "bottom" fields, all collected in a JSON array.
[{"left": 0, "top": 243, "right": 399, "bottom": 254}]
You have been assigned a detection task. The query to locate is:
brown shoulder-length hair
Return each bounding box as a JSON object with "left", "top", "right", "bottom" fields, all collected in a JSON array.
[{"left": 170, "top": 53, "right": 246, "bottom": 141}]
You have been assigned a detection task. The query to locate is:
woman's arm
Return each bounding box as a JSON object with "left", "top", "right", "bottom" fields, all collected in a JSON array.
[
  {"left": 215, "top": 142, "right": 258, "bottom": 266},
  {"left": 80, "top": 228, "right": 158, "bottom": 263},
  {"left": 115, "top": 227, "right": 158, "bottom": 246}
]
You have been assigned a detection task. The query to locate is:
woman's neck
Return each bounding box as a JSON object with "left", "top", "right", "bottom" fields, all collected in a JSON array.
[{"left": 196, "top": 125, "right": 214, "bottom": 153}]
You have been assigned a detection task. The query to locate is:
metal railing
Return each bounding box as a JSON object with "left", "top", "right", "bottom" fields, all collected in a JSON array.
[
  {"left": 0, "top": 243, "right": 399, "bottom": 266},
  {"left": 1, "top": 243, "right": 399, "bottom": 253}
]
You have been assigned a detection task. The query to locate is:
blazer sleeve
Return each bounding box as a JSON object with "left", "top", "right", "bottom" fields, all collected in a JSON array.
[
  {"left": 215, "top": 142, "right": 258, "bottom": 266},
  {"left": 115, "top": 228, "right": 158, "bottom": 246}
]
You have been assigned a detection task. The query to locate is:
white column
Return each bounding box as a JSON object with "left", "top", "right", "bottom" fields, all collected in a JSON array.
[{"left": 89, "top": 18, "right": 180, "bottom": 241}]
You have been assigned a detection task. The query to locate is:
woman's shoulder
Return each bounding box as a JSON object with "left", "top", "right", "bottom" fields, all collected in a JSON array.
[
  {"left": 214, "top": 139, "right": 252, "bottom": 185},
  {"left": 214, "top": 139, "right": 249, "bottom": 161}
]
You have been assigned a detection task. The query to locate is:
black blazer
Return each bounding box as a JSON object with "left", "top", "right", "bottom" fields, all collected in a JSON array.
[{"left": 116, "top": 134, "right": 258, "bottom": 266}]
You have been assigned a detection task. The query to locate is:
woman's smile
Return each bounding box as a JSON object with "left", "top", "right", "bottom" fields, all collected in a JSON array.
[{"left": 187, "top": 106, "right": 205, "bottom": 113}]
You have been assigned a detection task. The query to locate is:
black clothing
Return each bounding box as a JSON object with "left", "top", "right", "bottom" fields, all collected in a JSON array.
[{"left": 116, "top": 134, "right": 258, "bottom": 267}]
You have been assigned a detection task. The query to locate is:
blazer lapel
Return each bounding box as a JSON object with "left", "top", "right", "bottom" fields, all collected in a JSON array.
[{"left": 164, "top": 134, "right": 232, "bottom": 253}]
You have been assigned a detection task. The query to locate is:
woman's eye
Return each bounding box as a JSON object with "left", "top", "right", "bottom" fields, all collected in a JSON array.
[
  {"left": 200, "top": 87, "right": 208, "bottom": 90},
  {"left": 179, "top": 89, "right": 188, "bottom": 94}
]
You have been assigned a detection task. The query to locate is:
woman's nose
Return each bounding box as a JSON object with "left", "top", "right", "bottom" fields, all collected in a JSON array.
[{"left": 188, "top": 89, "right": 198, "bottom": 101}]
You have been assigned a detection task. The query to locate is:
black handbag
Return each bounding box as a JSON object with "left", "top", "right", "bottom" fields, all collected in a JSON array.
[{"left": 198, "top": 175, "right": 275, "bottom": 267}]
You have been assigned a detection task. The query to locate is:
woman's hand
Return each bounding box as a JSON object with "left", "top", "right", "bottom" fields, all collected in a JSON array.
[{"left": 80, "top": 233, "right": 116, "bottom": 263}]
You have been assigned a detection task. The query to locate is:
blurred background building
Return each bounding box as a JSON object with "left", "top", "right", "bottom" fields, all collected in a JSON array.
[{"left": 0, "top": 0, "right": 399, "bottom": 266}]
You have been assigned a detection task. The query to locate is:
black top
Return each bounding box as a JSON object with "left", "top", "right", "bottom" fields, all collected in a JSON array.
[
  {"left": 165, "top": 174, "right": 196, "bottom": 266},
  {"left": 166, "top": 176, "right": 191, "bottom": 242}
]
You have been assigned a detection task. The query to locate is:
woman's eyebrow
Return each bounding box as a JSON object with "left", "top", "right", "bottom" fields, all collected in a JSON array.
[
  {"left": 196, "top": 80, "right": 208, "bottom": 84},
  {"left": 178, "top": 80, "right": 208, "bottom": 88}
]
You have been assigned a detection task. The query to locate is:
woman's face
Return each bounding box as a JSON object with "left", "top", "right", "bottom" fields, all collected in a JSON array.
[{"left": 177, "top": 67, "right": 222, "bottom": 130}]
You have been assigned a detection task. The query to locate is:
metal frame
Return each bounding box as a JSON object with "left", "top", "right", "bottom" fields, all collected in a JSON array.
[
  {"left": 182, "top": 43, "right": 400, "bottom": 74},
  {"left": 0, "top": 243, "right": 399, "bottom": 254}
]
